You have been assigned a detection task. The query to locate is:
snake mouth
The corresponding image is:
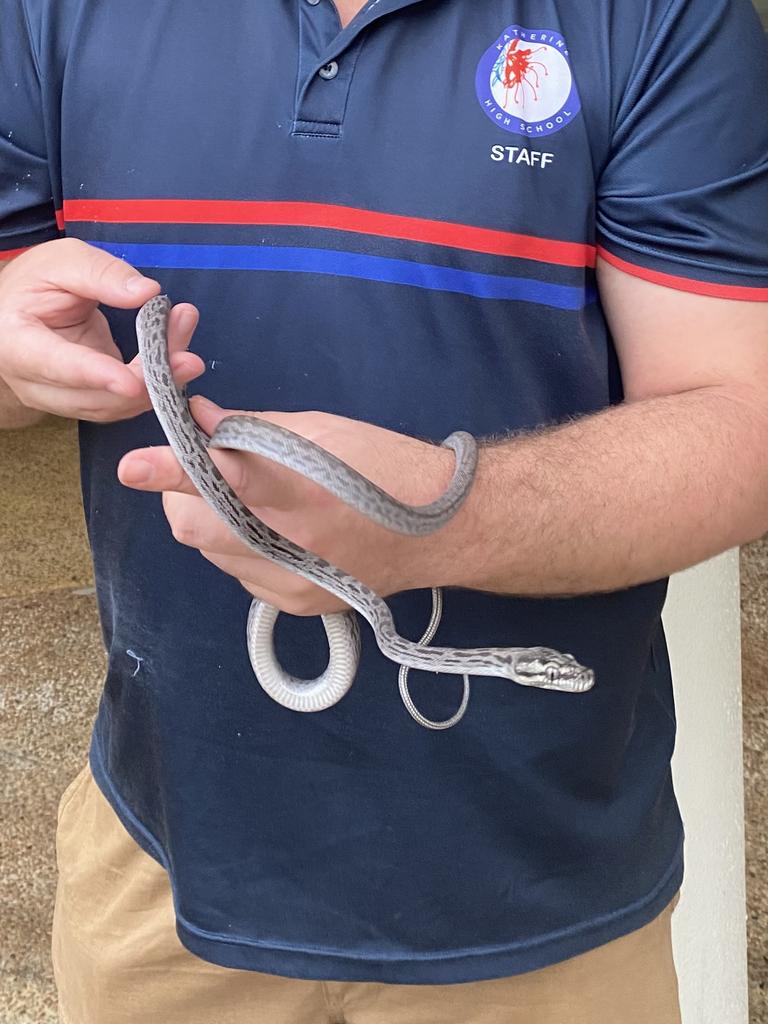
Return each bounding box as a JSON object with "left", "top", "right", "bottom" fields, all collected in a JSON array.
[
  {"left": 549, "top": 665, "right": 595, "bottom": 692},
  {"left": 567, "top": 670, "right": 596, "bottom": 692},
  {"left": 516, "top": 663, "right": 595, "bottom": 692}
]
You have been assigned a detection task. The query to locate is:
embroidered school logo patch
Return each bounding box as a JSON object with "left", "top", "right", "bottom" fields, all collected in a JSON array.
[{"left": 476, "top": 26, "right": 581, "bottom": 137}]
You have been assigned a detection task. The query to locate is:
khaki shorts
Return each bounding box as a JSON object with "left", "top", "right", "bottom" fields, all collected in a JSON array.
[{"left": 52, "top": 762, "right": 682, "bottom": 1024}]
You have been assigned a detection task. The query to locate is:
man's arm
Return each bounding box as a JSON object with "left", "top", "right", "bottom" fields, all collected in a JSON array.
[
  {"left": 0, "top": 376, "right": 41, "bottom": 429},
  {"left": 0, "top": 255, "right": 47, "bottom": 429},
  {"left": 117, "top": 258, "right": 768, "bottom": 617},
  {"left": 435, "top": 258, "right": 768, "bottom": 596}
]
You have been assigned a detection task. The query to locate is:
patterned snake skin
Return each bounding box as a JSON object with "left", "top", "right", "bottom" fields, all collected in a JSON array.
[{"left": 136, "top": 295, "right": 595, "bottom": 723}]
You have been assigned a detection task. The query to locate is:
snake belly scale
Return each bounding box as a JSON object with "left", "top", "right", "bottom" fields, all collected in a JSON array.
[{"left": 136, "top": 295, "right": 594, "bottom": 727}]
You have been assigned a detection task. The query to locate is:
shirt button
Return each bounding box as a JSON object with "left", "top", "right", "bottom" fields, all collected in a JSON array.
[
  {"left": 306, "top": 0, "right": 321, "bottom": 5},
  {"left": 318, "top": 60, "right": 339, "bottom": 80}
]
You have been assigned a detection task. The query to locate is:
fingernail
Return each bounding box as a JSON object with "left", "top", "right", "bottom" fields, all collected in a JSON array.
[
  {"left": 122, "top": 459, "right": 154, "bottom": 484},
  {"left": 190, "top": 395, "right": 215, "bottom": 410},
  {"left": 125, "top": 275, "right": 153, "bottom": 293},
  {"left": 107, "top": 380, "right": 129, "bottom": 396}
]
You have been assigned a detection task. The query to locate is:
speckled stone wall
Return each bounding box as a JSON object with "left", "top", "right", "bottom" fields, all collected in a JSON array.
[
  {"left": 742, "top": 541, "right": 768, "bottom": 1021},
  {"left": 1, "top": 416, "right": 767, "bottom": 1024},
  {"left": 741, "top": 1, "right": 768, "bottom": 1013},
  {"left": 1, "top": 419, "right": 103, "bottom": 1024}
]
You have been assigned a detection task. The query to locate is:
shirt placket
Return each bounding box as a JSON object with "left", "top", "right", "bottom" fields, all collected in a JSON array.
[{"left": 293, "top": 0, "right": 427, "bottom": 138}]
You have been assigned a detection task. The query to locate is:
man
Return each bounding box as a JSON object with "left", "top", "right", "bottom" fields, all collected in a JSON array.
[{"left": 1, "top": 0, "right": 767, "bottom": 1021}]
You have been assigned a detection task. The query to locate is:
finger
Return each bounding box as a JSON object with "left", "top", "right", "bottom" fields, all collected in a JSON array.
[
  {"left": 132, "top": 477, "right": 339, "bottom": 606},
  {"left": 15, "top": 353, "right": 205, "bottom": 422},
  {"left": 15, "top": 237, "right": 161, "bottom": 310},
  {"left": 118, "top": 445, "right": 200, "bottom": 492},
  {"left": 126, "top": 301, "right": 200, "bottom": 374},
  {"left": 159, "top": 494, "right": 331, "bottom": 613},
  {"left": 158, "top": 491, "right": 253, "bottom": 549},
  {"left": 200, "top": 549, "right": 348, "bottom": 615},
  {"left": 167, "top": 303, "right": 200, "bottom": 353},
  {"left": 125, "top": 302, "right": 203, "bottom": 394},
  {"left": 126, "top": 347, "right": 206, "bottom": 395},
  {"left": 188, "top": 394, "right": 233, "bottom": 434},
  {"left": 189, "top": 397, "right": 324, "bottom": 510},
  {"left": 169, "top": 349, "right": 206, "bottom": 379},
  {"left": 190, "top": 395, "right": 309, "bottom": 446},
  {"left": 158, "top": 491, "right": 353, "bottom": 614},
  {"left": 14, "top": 379, "right": 150, "bottom": 421},
  {"left": 11, "top": 315, "right": 204, "bottom": 397},
  {"left": 53, "top": 306, "right": 126, "bottom": 358},
  {"left": 220, "top": 570, "right": 327, "bottom": 617},
  {"left": 106, "top": 347, "right": 204, "bottom": 403},
  {"left": 10, "top": 316, "right": 146, "bottom": 394},
  {"left": 118, "top": 437, "right": 249, "bottom": 494},
  {"left": 202, "top": 549, "right": 289, "bottom": 582},
  {"left": 161, "top": 496, "right": 326, "bottom": 573}
]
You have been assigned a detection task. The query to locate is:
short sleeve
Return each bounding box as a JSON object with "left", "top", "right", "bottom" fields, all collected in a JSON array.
[
  {"left": 0, "top": 0, "right": 60, "bottom": 259},
  {"left": 597, "top": 0, "right": 768, "bottom": 301}
]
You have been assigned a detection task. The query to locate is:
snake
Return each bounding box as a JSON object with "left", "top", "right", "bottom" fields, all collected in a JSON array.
[{"left": 136, "top": 295, "right": 595, "bottom": 728}]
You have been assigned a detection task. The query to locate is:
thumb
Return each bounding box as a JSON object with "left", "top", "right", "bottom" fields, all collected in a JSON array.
[
  {"left": 188, "top": 394, "right": 232, "bottom": 435},
  {"left": 14, "top": 237, "right": 161, "bottom": 311},
  {"left": 190, "top": 398, "right": 345, "bottom": 513},
  {"left": 188, "top": 396, "right": 314, "bottom": 509}
]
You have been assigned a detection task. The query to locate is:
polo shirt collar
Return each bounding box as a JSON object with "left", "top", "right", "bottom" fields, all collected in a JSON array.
[{"left": 313, "top": 0, "right": 430, "bottom": 60}]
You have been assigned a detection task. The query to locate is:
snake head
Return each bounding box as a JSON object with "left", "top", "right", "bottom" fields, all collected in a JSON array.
[{"left": 507, "top": 647, "right": 595, "bottom": 693}]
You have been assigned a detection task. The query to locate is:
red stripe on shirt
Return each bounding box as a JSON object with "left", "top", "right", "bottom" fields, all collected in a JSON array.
[
  {"left": 62, "top": 199, "right": 596, "bottom": 269},
  {"left": 0, "top": 246, "right": 32, "bottom": 260},
  {"left": 597, "top": 247, "right": 768, "bottom": 302}
]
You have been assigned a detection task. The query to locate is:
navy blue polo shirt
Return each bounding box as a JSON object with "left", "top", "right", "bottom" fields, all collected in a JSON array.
[{"left": 3, "top": 0, "right": 768, "bottom": 984}]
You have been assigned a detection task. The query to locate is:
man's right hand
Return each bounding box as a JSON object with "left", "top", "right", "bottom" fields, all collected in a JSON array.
[{"left": 0, "top": 238, "right": 204, "bottom": 423}]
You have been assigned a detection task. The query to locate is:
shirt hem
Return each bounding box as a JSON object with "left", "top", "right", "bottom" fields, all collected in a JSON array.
[
  {"left": 0, "top": 225, "right": 62, "bottom": 258},
  {"left": 88, "top": 733, "right": 685, "bottom": 985},
  {"left": 596, "top": 241, "right": 768, "bottom": 301}
]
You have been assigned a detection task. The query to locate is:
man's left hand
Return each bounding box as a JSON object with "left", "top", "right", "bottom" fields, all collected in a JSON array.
[{"left": 118, "top": 396, "right": 458, "bottom": 615}]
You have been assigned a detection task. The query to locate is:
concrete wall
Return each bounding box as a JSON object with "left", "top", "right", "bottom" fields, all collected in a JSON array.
[{"left": 667, "top": 554, "right": 748, "bottom": 1023}]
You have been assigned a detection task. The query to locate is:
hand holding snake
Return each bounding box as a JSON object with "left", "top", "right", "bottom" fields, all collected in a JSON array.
[
  {"left": 120, "top": 390, "right": 461, "bottom": 618},
  {"left": 120, "top": 295, "right": 593, "bottom": 728}
]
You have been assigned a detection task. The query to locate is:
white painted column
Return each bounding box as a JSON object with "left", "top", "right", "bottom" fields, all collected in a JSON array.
[{"left": 664, "top": 550, "right": 748, "bottom": 1024}]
